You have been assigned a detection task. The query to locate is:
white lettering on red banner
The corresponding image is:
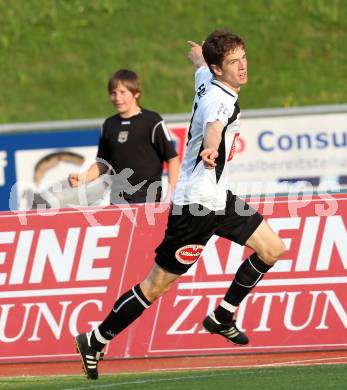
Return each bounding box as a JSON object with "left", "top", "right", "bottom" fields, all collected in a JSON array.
[{"left": 0, "top": 197, "right": 346, "bottom": 362}]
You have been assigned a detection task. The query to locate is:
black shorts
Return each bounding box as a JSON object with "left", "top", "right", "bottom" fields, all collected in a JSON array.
[{"left": 155, "top": 191, "right": 263, "bottom": 274}]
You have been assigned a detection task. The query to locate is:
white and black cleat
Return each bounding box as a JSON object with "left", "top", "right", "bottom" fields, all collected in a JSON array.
[
  {"left": 75, "top": 332, "right": 104, "bottom": 380},
  {"left": 203, "top": 312, "right": 249, "bottom": 345}
]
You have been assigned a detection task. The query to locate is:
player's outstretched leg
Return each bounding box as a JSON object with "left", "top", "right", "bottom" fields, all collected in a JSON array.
[{"left": 75, "top": 332, "right": 104, "bottom": 380}]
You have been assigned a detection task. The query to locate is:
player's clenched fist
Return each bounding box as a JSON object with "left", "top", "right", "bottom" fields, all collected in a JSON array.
[
  {"left": 200, "top": 148, "right": 219, "bottom": 169},
  {"left": 68, "top": 173, "right": 83, "bottom": 187}
]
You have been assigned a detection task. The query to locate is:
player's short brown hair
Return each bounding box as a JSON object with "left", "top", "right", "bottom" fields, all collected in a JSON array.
[
  {"left": 107, "top": 69, "right": 141, "bottom": 100},
  {"left": 202, "top": 29, "right": 245, "bottom": 75}
]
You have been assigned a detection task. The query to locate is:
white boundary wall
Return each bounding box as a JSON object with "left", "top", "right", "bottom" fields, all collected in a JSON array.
[{"left": 1, "top": 104, "right": 347, "bottom": 133}]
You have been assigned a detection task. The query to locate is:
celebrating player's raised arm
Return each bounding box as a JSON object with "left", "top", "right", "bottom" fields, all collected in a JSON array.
[{"left": 187, "top": 41, "right": 207, "bottom": 70}]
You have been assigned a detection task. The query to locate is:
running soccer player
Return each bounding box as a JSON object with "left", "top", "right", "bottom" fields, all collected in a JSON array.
[{"left": 75, "top": 29, "right": 286, "bottom": 380}]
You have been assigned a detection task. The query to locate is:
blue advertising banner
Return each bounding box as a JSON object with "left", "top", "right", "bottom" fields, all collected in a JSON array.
[{"left": 1, "top": 108, "right": 346, "bottom": 212}]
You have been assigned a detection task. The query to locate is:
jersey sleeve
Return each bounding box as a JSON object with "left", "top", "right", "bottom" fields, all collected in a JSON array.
[
  {"left": 151, "top": 118, "right": 178, "bottom": 161},
  {"left": 96, "top": 121, "right": 110, "bottom": 164},
  {"left": 194, "top": 66, "right": 212, "bottom": 91}
]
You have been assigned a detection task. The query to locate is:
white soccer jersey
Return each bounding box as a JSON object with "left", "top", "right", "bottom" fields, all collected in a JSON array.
[{"left": 173, "top": 67, "right": 241, "bottom": 210}]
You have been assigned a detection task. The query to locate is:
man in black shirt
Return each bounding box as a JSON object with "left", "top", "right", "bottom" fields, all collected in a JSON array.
[{"left": 69, "top": 69, "right": 179, "bottom": 203}]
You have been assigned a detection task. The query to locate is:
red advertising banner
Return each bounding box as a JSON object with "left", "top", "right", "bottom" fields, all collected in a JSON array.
[{"left": 0, "top": 195, "right": 346, "bottom": 363}]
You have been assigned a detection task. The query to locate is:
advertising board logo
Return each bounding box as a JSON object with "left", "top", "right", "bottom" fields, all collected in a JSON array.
[
  {"left": 175, "top": 244, "right": 204, "bottom": 264},
  {"left": 258, "top": 130, "right": 347, "bottom": 152}
]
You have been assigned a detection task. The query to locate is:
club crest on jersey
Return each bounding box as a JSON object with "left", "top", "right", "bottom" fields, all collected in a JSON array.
[
  {"left": 175, "top": 244, "right": 204, "bottom": 264},
  {"left": 118, "top": 131, "right": 129, "bottom": 143}
]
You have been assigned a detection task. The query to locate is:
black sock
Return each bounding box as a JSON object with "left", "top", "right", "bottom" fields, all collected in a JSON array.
[
  {"left": 214, "top": 253, "right": 272, "bottom": 323},
  {"left": 91, "top": 284, "right": 151, "bottom": 350}
]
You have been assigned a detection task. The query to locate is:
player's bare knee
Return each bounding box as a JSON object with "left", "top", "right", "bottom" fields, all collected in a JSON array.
[{"left": 263, "top": 239, "right": 286, "bottom": 265}]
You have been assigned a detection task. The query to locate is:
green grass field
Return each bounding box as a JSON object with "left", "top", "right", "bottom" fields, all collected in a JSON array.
[
  {"left": 0, "top": 0, "right": 346, "bottom": 123},
  {"left": 0, "top": 365, "right": 346, "bottom": 390}
]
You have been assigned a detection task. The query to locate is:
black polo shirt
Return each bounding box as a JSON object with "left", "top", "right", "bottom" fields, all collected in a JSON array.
[{"left": 97, "top": 108, "right": 177, "bottom": 203}]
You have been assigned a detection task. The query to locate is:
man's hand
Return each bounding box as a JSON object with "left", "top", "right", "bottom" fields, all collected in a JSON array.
[
  {"left": 200, "top": 148, "right": 218, "bottom": 169},
  {"left": 68, "top": 173, "right": 83, "bottom": 187},
  {"left": 187, "top": 41, "right": 207, "bottom": 69}
]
